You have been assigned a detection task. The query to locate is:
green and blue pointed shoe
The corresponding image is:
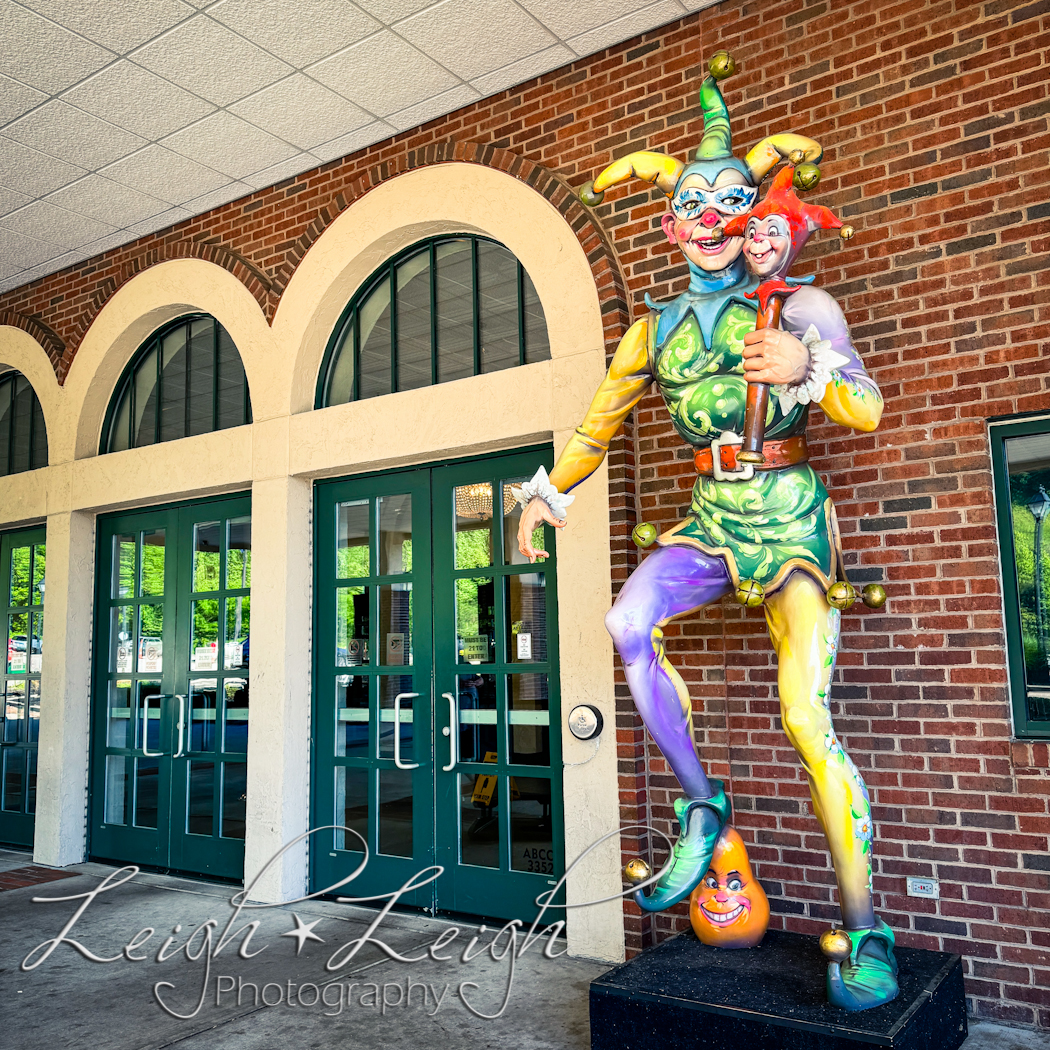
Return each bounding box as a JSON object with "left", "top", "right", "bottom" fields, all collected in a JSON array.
[
  {"left": 823, "top": 919, "right": 899, "bottom": 1012},
  {"left": 633, "top": 781, "right": 730, "bottom": 913}
]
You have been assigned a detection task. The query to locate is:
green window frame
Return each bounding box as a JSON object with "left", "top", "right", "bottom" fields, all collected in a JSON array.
[
  {"left": 316, "top": 235, "right": 550, "bottom": 408},
  {"left": 990, "top": 413, "right": 1050, "bottom": 737},
  {"left": 0, "top": 370, "right": 47, "bottom": 476},
  {"left": 101, "top": 314, "right": 252, "bottom": 454}
]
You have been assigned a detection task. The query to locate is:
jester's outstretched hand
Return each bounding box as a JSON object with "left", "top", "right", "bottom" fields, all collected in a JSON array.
[{"left": 516, "top": 54, "right": 897, "bottom": 1012}]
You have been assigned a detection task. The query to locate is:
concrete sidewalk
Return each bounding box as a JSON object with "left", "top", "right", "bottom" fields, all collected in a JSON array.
[{"left": 1, "top": 848, "right": 1046, "bottom": 1050}]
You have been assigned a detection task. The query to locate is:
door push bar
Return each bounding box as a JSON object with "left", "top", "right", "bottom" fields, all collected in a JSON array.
[
  {"left": 140, "top": 693, "right": 171, "bottom": 757},
  {"left": 441, "top": 692, "right": 458, "bottom": 772},
  {"left": 392, "top": 692, "right": 419, "bottom": 771},
  {"left": 172, "top": 695, "right": 186, "bottom": 759}
]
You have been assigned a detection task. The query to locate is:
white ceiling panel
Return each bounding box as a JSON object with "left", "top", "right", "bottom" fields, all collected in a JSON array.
[
  {"left": 0, "top": 0, "right": 113, "bottom": 94},
  {"left": 398, "top": 0, "right": 556, "bottom": 81},
  {"left": 181, "top": 180, "right": 254, "bottom": 214},
  {"left": 387, "top": 83, "right": 479, "bottom": 133},
  {"left": 0, "top": 186, "right": 32, "bottom": 219},
  {"left": 517, "top": 0, "right": 658, "bottom": 40},
  {"left": 0, "top": 0, "right": 716, "bottom": 292},
  {"left": 354, "top": 0, "right": 435, "bottom": 19},
  {"left": 0, "top": 137, "right": 86, "bottom": 197},
  {"left": 230, "top": 74, "right": 371, "bottom": 151},
  {"left": 62, "top": 61, "right": 216, "bottom": 139},
  {"left": 43, "top": 175, "right": 170, "bottom": 227},
  {"left": 127, "top": 206, "right": 194, "bottom": 236},
  {"left": 3, "top": 99, "right": 147, "bottom": 169},
  {"left": 0, "top": 199, "right": 117, "bottom": 249},
  {"left": 131, "top": 15, "right": 293, "bottom": 107},
  {"left": 0, "top": 226, "right": 62, "bottom": 270},
  {"left": 310, "top": 119, "right": 396, "bottom": 164},
  {"left": 98, "top": 143, "right": 230, "bottom": 204},
  {"left": 470, "top": 42, "right": 576, "bottom": 97},
  {"left": 0, "top": 73, "right": 48, "bottom": 124},
  {"left": 210, "top": 0, "right": 380, "bottom": 68},
  {"left": 161, "top": 110, "right": 299, "bottom": 180},
  {"left": 242, "top": 152, "right": 321, "bottom": 190},
  {"left": 18, "top": 0, "right": 195, "bottom": 54},
  {"left": 566, "top": 0, "right": 686, "bottom": 56},
  {"left": 309, "top": 30, "right": 458, "bottom": 117}
]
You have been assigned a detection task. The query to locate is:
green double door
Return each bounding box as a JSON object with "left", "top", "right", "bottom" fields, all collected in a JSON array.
[
  {"left": 313, "top": 449, "right": 564, "bottom": 922},
  {"left": 90, "top": 495, "right": 251, "bottom": 880}
]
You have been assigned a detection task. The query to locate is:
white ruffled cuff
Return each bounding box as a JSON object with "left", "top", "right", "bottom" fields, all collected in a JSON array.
[
  {"left": 512, "top": 466, "right": 575, "bottom": 521},
  {"left": 772, "top": 324, "right": 849, "bottom": 416}
]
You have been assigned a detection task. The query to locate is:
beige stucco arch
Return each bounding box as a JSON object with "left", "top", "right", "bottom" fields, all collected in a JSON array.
[
  {"left": 66, "top": 259, "right": 276, "bottom": 462},
  {"left": 274, "top": 162, "right": 608, "bottom": 419}
]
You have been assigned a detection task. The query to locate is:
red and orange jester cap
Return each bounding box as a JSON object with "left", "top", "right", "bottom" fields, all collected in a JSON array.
[{"left": 723, "top": 164, "right": 852, "bottom": 260}]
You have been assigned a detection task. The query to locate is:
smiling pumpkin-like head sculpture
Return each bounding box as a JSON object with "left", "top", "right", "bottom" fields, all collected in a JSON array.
[{"left": 689, "top": 826, "right": 770, "bottom": 949}]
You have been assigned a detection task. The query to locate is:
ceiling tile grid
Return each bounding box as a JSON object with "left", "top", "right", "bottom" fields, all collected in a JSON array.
[{"left": 0, "top": 0, "right": 715, "bottom": 294}]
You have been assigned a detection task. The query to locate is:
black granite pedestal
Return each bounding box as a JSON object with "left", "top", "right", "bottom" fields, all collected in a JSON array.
[{"left": 590, "top": 929, "right": 966, "bottom": 1050}]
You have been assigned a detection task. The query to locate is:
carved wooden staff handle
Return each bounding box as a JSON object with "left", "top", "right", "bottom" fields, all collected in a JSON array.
[{"left": 738, "top": 295, "right": 786, "bottom": 466}]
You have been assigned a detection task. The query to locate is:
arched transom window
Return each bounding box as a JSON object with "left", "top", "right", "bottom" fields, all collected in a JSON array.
[
  {"left": 318, "top": 235, "right": 550, "bottom": 406},
  {"left": 103, "top": 315, "right": 251, "bottom": 454},
  {"left": 0, "top": 370, "right": 47, "bottom": 476}
]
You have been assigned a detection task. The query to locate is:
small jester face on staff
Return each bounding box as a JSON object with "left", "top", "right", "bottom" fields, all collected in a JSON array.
[
  {"left": 741, "top": 213, "right": 792, "bottom": 278},
  {"left": 689, "top": 826, "right": 770, "bottom": 949}
]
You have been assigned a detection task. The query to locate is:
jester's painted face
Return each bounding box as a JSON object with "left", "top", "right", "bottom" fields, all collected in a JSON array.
[
  {"left": 742, "top": 213, "right": 793, "bottom": 278},
  {"left": 662, "top": 169, "right": 757, "bottom": 272},
  {"left": 688, "top": 826, "right": 769, "bottom": 949}
]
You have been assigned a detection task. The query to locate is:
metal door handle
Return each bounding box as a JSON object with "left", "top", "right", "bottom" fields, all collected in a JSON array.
[
  {"left": 140, "top": 694, "right": 169, "bottom": 757},
  {"left": 172, "top": 694, "right": 186, "bottom": 759},
  {"left": 441, "top": 692, "right": 458, "bottom": 772},
  {"left": 393, "top": 692, "right": 419, "bottom": 770}
]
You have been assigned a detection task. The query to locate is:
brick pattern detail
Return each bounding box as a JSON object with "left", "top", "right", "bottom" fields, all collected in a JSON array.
[
  {"left": 1, "top": 0, "right": 1049, "bottom": 1027},
  {"left": 0, "top": 865, "right": 80, "bottom": 892}
]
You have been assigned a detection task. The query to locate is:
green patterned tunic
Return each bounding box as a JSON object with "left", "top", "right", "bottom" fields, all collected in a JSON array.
[{"left": 651, "top": 305, "right": 839, "bottom": 594}]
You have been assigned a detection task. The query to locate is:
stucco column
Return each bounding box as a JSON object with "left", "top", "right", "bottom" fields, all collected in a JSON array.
[
  {"left": 242, "top": 463, "right": 312, "bottom": 902},
  {"left": 34, "top": 509, "right": 95, "bottom": 867}
]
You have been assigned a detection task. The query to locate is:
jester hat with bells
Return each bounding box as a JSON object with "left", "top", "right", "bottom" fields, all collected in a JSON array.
[{"left": 579, "top": 51, "right": 824, "bottom": 225}]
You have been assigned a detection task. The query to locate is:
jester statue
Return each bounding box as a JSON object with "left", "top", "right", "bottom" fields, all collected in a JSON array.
[{"left": 514, "top": 53, "right": 897, "bottom": 1011}]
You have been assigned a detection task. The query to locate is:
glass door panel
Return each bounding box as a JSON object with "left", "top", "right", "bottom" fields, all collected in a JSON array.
[
  {"left": 312, "top": 470, "right": 433, "bottom": 906},
  {"left": 91, "top": 496, "right": 250, "bottom": 879},
  {"left": 433, "top": 454, "right": 563, "bottom": 922},
  {"left": 0, "top": 528, "right": 45, "bottom": 847}
]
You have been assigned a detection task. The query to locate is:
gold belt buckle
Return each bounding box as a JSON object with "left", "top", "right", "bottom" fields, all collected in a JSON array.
[{"left": 710, "top": 430, "right": 755, "bottom": 483}]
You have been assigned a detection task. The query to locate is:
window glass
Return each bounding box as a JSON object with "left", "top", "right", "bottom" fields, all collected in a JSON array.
[
  {"left": 103, "top": 316, "right": 250, "bottom": 454},
  {"left": 1002, "top": 429, "right": 1050, "bottom": 726},
  {"left": 0, "top": 371, "right": 49, "bottom": 475},
  {"left": 319, "top": 236, "right": 549, "bottom": 406}
]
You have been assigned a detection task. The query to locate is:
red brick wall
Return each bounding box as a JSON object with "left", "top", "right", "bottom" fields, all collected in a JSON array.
[{"left": 3, "top": 0, "right": 1049, "bottom": 1027}]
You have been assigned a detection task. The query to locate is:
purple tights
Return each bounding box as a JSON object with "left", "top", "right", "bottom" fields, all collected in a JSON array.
[{"left": 605, "top": 544, "right": 732, "bottom": 799}]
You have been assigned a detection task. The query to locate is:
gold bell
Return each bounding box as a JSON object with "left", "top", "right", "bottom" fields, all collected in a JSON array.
[
  {"left": 793, "top": 162, "right": 821, "bottom": 191},
  {"left": 840, "top": 225, "right": 855, "bottom": 241},
  {"left": 632, "top": 522, "right": 658, "bottom": 548},
  {"left": 861, "top": 583, "right": 887, "bottom": 608},
  {"left": 708, "top": 50, "right": 735, "bottom": 81},
  {"left": 735, "top": 578, "right": 765, "bottom": 608},
  {"left": 826, "top": 581, "right": 857, "bottom": 610},
  {"left": 819, "top": 927, "right": 853, "bottom": 963},
  {"left": 623, "top": 858, "right": 652, "bottom": 886}
]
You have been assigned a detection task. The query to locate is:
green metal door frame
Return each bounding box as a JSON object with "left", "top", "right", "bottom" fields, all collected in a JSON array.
[
  {"left": 311, "top": 447, "right": 564, "bottom": 923},
  {"left": 0, "top": 525, "right": 46, "bottom": 847},
  {"left": 90, "top": 493, "right": 251, "bottom": 879}
]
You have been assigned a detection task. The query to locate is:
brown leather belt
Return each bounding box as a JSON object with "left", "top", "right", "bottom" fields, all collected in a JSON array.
[{"left": 694, "top": 434, "right": 809, "bottom": 476}]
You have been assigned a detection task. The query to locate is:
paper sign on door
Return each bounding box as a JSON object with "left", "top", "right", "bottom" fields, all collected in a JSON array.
[
  {"left": 516, "top": 633, "right": 532, "bottom": 660},
  {"left": 385, "top": 632, "right": 405, "bottom": 666}
]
